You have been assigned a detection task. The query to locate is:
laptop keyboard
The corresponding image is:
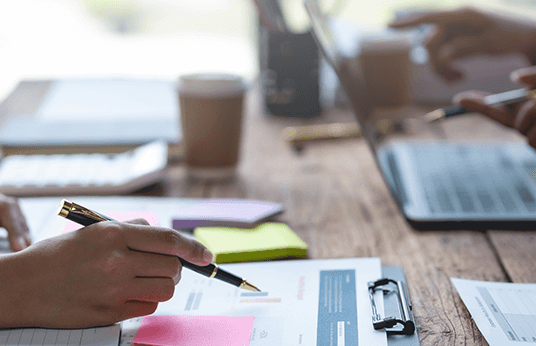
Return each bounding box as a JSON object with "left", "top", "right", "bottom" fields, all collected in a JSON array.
[{"left": 411, "top": 145, "right": 536, "bottom": 215}]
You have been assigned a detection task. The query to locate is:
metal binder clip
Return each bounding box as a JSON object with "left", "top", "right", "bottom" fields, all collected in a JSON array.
[{"left": 368, "top": 278, "right": 416, "bottom": 335}]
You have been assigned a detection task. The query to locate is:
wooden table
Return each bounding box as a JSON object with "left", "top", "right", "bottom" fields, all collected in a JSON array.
[{"left": 163, "top": 86, "right": 536, "bottom": 346}]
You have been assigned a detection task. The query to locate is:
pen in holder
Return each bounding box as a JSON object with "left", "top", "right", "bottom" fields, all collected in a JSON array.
[{"left": 259, "top": 24, "right": 321, "bottom": 117}]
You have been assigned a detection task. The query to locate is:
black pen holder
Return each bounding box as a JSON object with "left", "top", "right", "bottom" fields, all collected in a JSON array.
[{"left": 259, "top": 26, "right": 321, "bottom": 117}]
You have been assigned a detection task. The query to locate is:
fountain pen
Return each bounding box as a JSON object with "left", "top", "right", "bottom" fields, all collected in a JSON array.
[{"left": 57, "top": 199, "right": 260, "bottom": 292}]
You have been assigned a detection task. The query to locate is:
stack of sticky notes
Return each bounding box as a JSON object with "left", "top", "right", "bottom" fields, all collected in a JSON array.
[{"left": 194, "top": 222, "right": 307, "bottom": 263}]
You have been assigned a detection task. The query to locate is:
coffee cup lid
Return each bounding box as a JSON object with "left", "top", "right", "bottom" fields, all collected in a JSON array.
[
  {"left": 177, "top": 73, "right": 246, "bottom": 97},
  {"left": 360, "top": 32, "right": 412, "bottom": 52}
]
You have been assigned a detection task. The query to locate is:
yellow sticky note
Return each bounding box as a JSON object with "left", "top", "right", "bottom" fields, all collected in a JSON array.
[{"left": 194, "top": 223, "right": 307, "bottom": 263}]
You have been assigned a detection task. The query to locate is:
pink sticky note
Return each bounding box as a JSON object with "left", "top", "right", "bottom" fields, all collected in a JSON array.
[
  {"left": 132, "top": 315, "right": 255, "bottom": 346},
  {"left": 62, "top": 211, "right": 159, "bottom": 234}
]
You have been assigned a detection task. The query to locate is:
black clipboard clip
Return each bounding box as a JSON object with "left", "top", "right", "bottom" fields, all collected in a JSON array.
[{"left": 368, "top": 278, "right": 416, "bottom": 336}]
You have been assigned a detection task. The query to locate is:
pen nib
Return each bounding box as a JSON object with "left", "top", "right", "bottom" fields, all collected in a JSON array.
[{"left": 240, "top": 280, "right": 261, "bottom": 292}]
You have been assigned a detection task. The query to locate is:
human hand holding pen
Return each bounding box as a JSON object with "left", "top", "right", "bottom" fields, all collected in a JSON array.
[
  {"left": 454, "top": 66, "right": 536, "bottom": 148},
  {"left": 0, "top": 218, "right": 212, "bottom": 329}
]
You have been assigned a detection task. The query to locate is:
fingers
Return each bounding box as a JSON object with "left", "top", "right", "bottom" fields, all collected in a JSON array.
[
  {"left": 455, "top": 89, "right": 536, "bottom": 146},
  {"left": 438, "top": 36, "right": 488, "bottom": 63},
  {"left": 508, "top": 68, "right": 536, "bottom": 145},
  {"left": 119, "top": 223, "right": 213, "bottom": 266},
  {"left": 125, "top": 218, "right": 150, "bottom": 226},
  {"left": 388, "top": 7, "right": 479, "bottom": 28},
  {"left": 527, "top": 126, "right": 536, "bottom": 149},
  {"left": 510, "top": 66, "right": 536, "bottom": 88},
  {"left": 0, "top": 194, "right": 32, "bottom": 252},
  {"left": 423, "top": 26, "right": 464, "bottom": 82},
  {"left": 434, "top": 36, "right": 490, "bottom": 82},
  {"left": 129, "top": 251, "right": 181, "bottom": 279},
  {"left": 453, "top": 90, "right": 490, "bottom": 105},
  {"left": 111, "top": 279, "right": 175, "bottom": 323},
  {"left": 8, "top": 235, "right": 32, "bottom": 253},
  {"left": 453, "top": 90, "right": 514, "bottom": 127},
  {"left": 389, "top": 7, "right": 490, "bottom": 83},
  {"left": 388, "top": 10, "right": 455, "bottom": 28},
  {"left": 514, "top": 99, "right": 536, "bottom": 135}
]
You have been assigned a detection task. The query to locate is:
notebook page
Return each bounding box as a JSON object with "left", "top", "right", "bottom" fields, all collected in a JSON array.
[{"left": 0, "top": 324, "right": 120, "bottom": 346}]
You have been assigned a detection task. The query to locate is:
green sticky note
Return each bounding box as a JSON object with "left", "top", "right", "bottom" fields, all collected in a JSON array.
[{"left": 194, "top": 223, "right": 307, "bottom": 263}]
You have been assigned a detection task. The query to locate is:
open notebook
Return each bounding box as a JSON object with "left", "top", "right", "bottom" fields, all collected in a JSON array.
[{"left": 0, "top": 324, "right": 119, "bottom": 346}]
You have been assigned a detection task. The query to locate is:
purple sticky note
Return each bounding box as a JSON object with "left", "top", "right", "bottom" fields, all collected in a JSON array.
[
  {"left": 172, "top": 220, "right": 212, "bottom": 229},
  {"left": 132, "top": 315, "right": 255, "bottom": 346},
  {"left": 172, "top": 199, "right": 284, "bottom": 229}
]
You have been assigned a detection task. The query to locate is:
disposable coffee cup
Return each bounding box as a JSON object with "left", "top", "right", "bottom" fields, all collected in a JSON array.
[
  {"left": 359, "top": 33, "right": 412, "bottom": 107},
  {"left": 177, "top": 73, "right": 246, "bottom": 181}
]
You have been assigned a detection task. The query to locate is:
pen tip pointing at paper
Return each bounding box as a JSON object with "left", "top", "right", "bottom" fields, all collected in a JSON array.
[{"left": 241, "top": 280, "right": 261, "bottom": 292}]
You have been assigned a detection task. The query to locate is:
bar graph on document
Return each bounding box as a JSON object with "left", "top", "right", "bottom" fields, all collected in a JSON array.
[
  {"left": 452, "top": 278, "right": 536, "bottom": 346},
  {"left": 476, "top": 286, "right": 536, "bottom": 342},
  {"left": 120, "top": 290, "right": 284, "bottom": 346}
]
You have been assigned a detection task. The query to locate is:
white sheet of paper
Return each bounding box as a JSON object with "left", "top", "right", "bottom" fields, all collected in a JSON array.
[
  {"left": 36, "top": 79, "right": 177, "bottom": 121},
  {"left": 121, "top": 257, "right": 387, "bottom": 346},
  {"left": 451, "top": 278, "right": 536, "bottom": 345}
]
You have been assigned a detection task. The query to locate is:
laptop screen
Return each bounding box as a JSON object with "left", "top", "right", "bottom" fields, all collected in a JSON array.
[
  {"left": 302, "top": 0, "right": 424, "bottom": 157},
  {"left": 303, "top": 0, "right": 380, "bottom": 153},
  {"left": 303, "top": 0, "right": 419, "bottom": 204}
]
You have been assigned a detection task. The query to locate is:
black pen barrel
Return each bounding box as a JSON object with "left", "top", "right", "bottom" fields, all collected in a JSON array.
[
  {"left": 178, "top": 258, "right": 242, "bottom": 287},
  {"left": 443, "top": 105, "right": 467, "bottom": 118},
  {"left": 178, "top": 258, "right": 217, "bottom": 277},
  {"left": 214, "top": 267, "right": 243, "bottom": 287},
  {"left": 65, "top": 213, "right": 100, "bottom": 226}
]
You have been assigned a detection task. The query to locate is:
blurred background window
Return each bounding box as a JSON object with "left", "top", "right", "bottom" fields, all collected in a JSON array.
[
  {"left": 1, "top": 0, "right": 536, "bottom": 101},
  {"left": 0, "top": 0, "right": 257, "bottom": 100}
]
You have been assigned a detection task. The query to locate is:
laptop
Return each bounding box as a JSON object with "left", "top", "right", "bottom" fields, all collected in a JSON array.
[{"left": 303, "top": 0, "right": 536, "bottom": 230}]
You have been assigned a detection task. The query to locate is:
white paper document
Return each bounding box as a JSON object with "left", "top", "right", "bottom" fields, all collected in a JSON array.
[
  {"left": 451, "top": 278, "right": 536, "bottom": 345},
  {"left": 121, "top": 257, "right": 387, "bottom": 346}
]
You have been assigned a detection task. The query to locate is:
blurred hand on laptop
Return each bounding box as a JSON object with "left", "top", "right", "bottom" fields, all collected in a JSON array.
[
  {"left": 389, "top": 6, "right": 536, "bottom": 83},
  {"left": 390, "top": 7, "right": 536, "bottom": 149}
]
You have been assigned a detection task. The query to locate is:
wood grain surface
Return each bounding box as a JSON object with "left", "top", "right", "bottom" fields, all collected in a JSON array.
[{"left": 165, "top": 85, "right": 536, "bottom": 346}]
